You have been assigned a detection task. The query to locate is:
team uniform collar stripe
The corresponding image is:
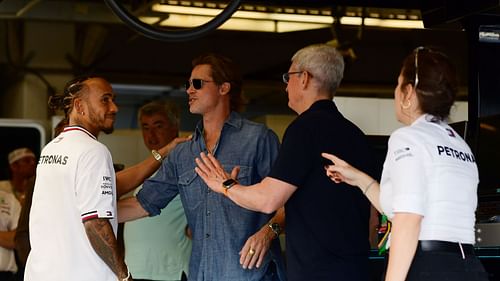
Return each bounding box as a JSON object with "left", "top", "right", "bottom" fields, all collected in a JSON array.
[{"left": 63, "top": 126, "right": 96, "bottom": 140}]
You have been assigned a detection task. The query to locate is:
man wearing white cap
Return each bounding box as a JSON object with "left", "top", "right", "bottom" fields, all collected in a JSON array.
[
  {"left": 0, "top": 147, "right": 34, "bottom": 280},
  {"left": 0, "top": 148, "right": 37, "bottom": 205}
]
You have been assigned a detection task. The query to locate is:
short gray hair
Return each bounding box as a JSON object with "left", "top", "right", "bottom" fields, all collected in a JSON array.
[
  {"left": 292, "top": 44, "right": 345, "bottom": 97},
  {"left": 138, "top": 101, "right": 180, "bottom": 129}
]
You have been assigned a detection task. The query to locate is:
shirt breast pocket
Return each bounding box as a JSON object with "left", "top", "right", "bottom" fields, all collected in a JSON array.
[
  {"left": 220, "top": 165, "right": 258, "bottom": 216},
  {"left": 222, "top": 164, "right": 251, "bottom": 186},
  {"left": 177, "top": 169, "right": 203, "bottom": 211}
]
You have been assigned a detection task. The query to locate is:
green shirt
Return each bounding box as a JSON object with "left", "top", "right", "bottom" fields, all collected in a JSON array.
[{"left": 124, "top": 187, "right": 191, "bottom": 281}]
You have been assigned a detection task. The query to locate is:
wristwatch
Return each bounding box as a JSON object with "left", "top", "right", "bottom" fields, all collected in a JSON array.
[
  {"left": 151, "top": 149, "right": 163, "bottom": 162},
  {"left": 222, "top": 178, "right": 238, "bottom": 190},
  {"left": 269, "top": 222, "right": 281, "bottom": 238},
  {"left": 222, "top": 179, "right": 238, "bottom": 196}
]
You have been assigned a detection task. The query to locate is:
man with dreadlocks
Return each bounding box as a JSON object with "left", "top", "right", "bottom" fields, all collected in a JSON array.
[{"left": 24, "top": 76, "right": 131, "bottom": 281}]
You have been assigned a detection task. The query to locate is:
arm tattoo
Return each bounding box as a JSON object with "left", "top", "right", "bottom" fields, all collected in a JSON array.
[{"left": 84, "top": 218, "right": 128, "bottom": 279}]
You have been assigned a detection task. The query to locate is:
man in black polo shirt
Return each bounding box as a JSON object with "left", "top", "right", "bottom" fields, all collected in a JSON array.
[{"left": 195, "top": 44, "right": 375, "bottom": 281}]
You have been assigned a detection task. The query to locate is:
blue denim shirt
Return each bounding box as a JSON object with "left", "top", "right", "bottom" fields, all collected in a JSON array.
[{"left": 137, "top": 112, "right": 286, "bottom": 281}]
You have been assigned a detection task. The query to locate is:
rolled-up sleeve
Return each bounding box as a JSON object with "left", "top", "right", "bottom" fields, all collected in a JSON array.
[{"left": 136, "top": 157, "right": 179, "bottom": 216}]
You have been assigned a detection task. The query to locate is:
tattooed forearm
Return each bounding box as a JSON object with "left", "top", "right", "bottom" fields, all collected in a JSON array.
[{"left": 84, "top": 218, "right": 128, "bottom": 279}]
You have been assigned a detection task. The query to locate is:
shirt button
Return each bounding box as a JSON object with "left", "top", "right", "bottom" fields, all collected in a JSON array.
[
  {"left": 205, "top": 233, "right": 210, "bottom": 238},
  {"left": 206, "top": 211, "right": 211, "bottom": 216}
]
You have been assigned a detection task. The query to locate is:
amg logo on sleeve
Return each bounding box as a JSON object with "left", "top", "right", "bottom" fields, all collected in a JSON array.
[{"left": 101, "top": 176, "right": 113, "bottom": 195}]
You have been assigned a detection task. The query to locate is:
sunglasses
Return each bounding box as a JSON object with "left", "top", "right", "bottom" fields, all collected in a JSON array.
[
  {"left": 185, "top": 79, "right": 215, "bottom": 90},
  {"left": 282, "top": 71, "right": 303, "bottom": 84},
  {"left": 413, "top": 46, "right": 425, "bottom": 90}
]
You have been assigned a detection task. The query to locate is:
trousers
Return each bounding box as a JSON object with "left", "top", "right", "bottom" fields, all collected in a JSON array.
[{"left": 405, "top": 241, "right": 489, "bottom": 281}]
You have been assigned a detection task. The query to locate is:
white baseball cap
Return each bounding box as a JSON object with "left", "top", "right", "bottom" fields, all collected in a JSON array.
[{"left": 8, "top": 148, "right": 36, "bottom": 164}]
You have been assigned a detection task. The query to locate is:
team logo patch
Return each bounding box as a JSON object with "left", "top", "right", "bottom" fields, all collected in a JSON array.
[
  {"left": 0, "top": 198, "right": 12, "bottom": 216},
  {"left": 38, "top": 154, "right": 68, "bottom": 165},
  {"left": 100, "top": 176, "right": 113, "bottom": 195},
  {"left": 394, "top": 147, "right": 413, "bottom": 161},
  {"left": 437, "top": 145, "right": 475, "bottom": 163}
]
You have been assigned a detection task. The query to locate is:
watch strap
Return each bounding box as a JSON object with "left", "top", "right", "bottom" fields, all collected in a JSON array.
[{"left": 151, "top": 149, "right": 163, "bottom": 162}]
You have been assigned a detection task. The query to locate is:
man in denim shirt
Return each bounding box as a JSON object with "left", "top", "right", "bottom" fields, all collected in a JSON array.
[
  {"left": 119, "top": 54, "right": 286, "bottom": 281},
  {"left": 195, "top": 44, "right": 374, "bottom": 281}
]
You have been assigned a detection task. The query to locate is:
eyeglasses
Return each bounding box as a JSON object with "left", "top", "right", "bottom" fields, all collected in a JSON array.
[
  {"left": 282, "top": 71, "right": 303, "bottom": 84},
  {"left": 413, "top": 46, "right": 425, "bottom": 90},
  {"left": 185, "top": 79, "right": 215, "bottom": 90}
]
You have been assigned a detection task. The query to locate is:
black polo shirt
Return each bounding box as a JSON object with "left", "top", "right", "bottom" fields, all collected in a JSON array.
[{"left": 269, "top": 100, "right": 375, "bottom": 281}]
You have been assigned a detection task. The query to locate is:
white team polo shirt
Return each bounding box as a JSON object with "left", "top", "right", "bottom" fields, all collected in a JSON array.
[
  {"left": 25, "top": 126, "right": 118, "bottom": 281},
  {"left": 0, "top": 190, "right": 21, "bottom": 272},
  {"left": 380, "top": 114, "right": 478, "bottom": 244}
]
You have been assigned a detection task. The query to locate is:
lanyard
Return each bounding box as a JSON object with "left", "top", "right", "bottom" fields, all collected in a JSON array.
[{"left": 377, "top": 214, "right": 392, "bottom": 255}]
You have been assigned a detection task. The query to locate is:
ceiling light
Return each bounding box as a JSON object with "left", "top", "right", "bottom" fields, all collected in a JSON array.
[
  {"left": 157, "top": 14, "right": 330, "bottom": 33},
  {"left": 139, "top": 16, "right": 162, "bottom": 25},
  {"left": 151, "top": 4, "right": 424, "bottom": 32}
]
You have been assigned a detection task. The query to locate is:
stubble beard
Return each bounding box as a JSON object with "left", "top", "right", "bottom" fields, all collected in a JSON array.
[
  {"left": 88, "top": 107, "right": 115, "bottom": 135},
  {"left": 102, "top": 126, "right": 115, "bottom": 135}
]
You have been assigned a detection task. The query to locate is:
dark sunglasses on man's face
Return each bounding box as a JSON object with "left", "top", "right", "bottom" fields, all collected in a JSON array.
[{"left": 185, "top": 79, "right": 215, "bottom": 90}]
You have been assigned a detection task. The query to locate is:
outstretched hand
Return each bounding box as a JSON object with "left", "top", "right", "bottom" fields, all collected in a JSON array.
[
  {"left": 195, "top": 152, "right": 240, "bottom": 194},
  {"left": 323, "top": 153, "right": 382, "bottom": 212},
  {"left": 321, "top": 152, "right": 362, "bottom": 187}
]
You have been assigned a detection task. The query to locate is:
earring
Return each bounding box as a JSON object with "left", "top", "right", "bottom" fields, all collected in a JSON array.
[{"left": 401, "top": 100, "right": 411, "bottom": 110}]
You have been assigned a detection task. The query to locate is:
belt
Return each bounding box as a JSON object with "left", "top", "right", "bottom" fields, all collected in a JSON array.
[{"left": 418, "top": 240, "right": 475, "bottom": 256}]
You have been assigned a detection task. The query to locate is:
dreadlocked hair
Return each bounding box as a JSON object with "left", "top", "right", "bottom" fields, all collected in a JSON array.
[{"left": 48, "top": 75, "right": 97, "bottom": 116}]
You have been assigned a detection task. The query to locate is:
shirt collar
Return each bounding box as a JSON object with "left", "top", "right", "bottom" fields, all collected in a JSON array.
[
  {"left": 63, "top": 125, "right": 96, "bottom": 140},
  {"left": 304, "top": 99, "right": 338, "bottom": 114},
  {"left": 412, "top": 113, "right": 441, "bottom": 126},
  {"left": 193, "top": 111, "right": 243, "bottom": 141}
]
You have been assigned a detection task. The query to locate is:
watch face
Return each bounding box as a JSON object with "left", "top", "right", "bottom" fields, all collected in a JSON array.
[
  {"left": 151, "top": 150, "right": 162, "bottom": 161},
  {"left": 271, "top": 223, "right": 281, "bottom": 235},
  {"left": 222, "top": 179, "right": 237, "bottom": 189}
]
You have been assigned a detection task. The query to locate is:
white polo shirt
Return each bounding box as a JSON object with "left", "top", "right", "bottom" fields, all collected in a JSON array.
[
  {"left": 380, "top": 114, "right": 478, "bottom": 244},
  {"left": 0, "top": 180, "right": 14, "bottom": 194},
  {"left": 0, "top": 190, "right": 21, "bottom": 273},
  {"left": 25, "top": 126, "right": 118, "bottom": 281}
]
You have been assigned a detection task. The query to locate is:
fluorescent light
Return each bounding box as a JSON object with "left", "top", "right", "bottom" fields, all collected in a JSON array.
[
  {"left": 158, "top": 14, "right": 330, "bottom": 33},
  {"left": 276, "top": 22, "right": 330, "bottom": 33},
  {"left": 139, "top": 16, "right": 162, "bottom": 25},
  {"left": 152, "top": 4, "right": 333, "bottom": 23},
  {"left": 340, "top": 16, "right": 424, "bottom": 29},
  {"left": 153, "top": 4, "right": 220, "bottom": 16},
  {"left": 364, "top": 18, "right": 424, "bottom": 29},
  {"left": 235, "top": 11, "right": 333, "bottom": 23},
  {"left": 160, "top": 14, "right": 276, "bottom": 32},
  {"left": 151, "top": 4, "right": 424, "bottom": 32}
]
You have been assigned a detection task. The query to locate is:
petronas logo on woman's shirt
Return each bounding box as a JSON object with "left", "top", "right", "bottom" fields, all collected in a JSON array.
[{"left": 437, "top": 145, "right": 475, "bottom": 163}]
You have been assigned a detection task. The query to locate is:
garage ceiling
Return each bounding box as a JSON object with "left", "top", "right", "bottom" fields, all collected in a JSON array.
[{"left": 0, "top": 0, "right": 498, "bottom": 115}]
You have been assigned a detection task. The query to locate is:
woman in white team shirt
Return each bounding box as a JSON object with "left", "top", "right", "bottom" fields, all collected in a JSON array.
[{"left": 322, "top": 47, "right": 488, "bottom": 281}]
